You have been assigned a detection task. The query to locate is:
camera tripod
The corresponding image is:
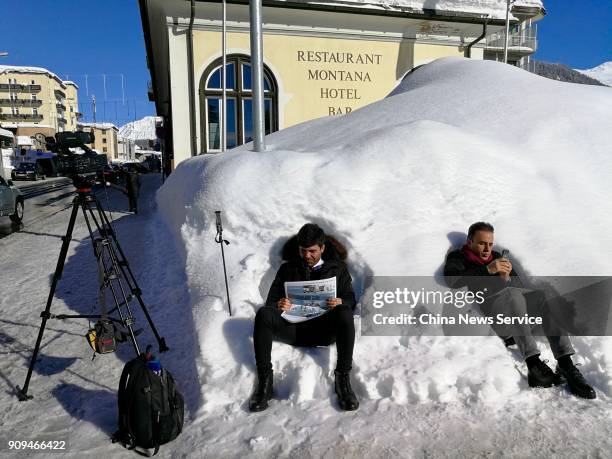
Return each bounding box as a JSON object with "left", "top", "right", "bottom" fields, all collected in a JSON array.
[{"left": 17, "top": 183, "right": 168, "bottom": 401}]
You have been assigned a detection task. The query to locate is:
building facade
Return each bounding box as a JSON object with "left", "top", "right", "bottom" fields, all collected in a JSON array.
[
  {"left": 0, "top": 65, "right": 81, "bottom": 142},
  {"left": 77, "top": 122, "right": 119, "bottom": 160},
  {"left": 139, "top": 0, "right": 545, "bottom": 170}
]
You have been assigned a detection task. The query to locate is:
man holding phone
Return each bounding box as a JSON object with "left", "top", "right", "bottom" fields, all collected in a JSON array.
[{"left": 444, "top": 222, "right": 596, "bottom": 399}]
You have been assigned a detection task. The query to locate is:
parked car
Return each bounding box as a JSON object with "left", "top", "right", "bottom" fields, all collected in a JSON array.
[
  {"left": 11, "top": 161, "right": 46, "bottom": 181},
  {"left": 0, "top": 176, "right": 24, "bottom": 222},
  {"left": 98, "top": 164, "right": 121, "bottom": 184}
]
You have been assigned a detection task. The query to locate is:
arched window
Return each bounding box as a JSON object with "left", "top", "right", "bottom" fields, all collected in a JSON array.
[{"left": 200, "top": 55, "right": 278, "bottom": 152}]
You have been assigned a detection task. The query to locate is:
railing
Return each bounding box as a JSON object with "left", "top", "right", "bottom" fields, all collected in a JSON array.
[
  {"left": 0, "top": 84, "right": 41, "bottom": 92},
  {"left": 54, "top": 89, "right": 66, "bottom": 98},
  {"left": 0, "top": 99, "right": 42, "bottom": 106},
  {"left": 56, "top": 103, "right": 66, "bottom": 111},
  {"left": 486, "top": 26, "right": 538, "bottom": 53},
  {"left": 0, "top": 113, "right": 44, "bottom": 120}
]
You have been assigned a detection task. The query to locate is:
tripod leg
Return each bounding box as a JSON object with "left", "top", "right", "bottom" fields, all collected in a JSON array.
[
  {"left": 95, "top": 197, "right": 168, "bottom": 352},
  {"left": 17, "top": 197, "right": 81, "bottom": 401},
  {"left": 81, "top": 200, "right": 141, "bottom": 356}
]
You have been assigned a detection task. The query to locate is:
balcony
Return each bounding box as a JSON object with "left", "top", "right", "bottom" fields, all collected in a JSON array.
[
  {"left": 56, "top": 102, "right": 66, "bottom": 111},
  {"left": 0, "top": 98, "right": 43, "bottom": 106},
  {"left": 54, "top": 89, "right": 66, "bottom": 98},
  {"left": 485, "top": 26, "right": 538, "bottom": 56},
  {"left": 0, "top": 113, "right": 44, "bottom": 121},
  {"left": 0, "top": 83, "right": 42, "bottom": 92}
]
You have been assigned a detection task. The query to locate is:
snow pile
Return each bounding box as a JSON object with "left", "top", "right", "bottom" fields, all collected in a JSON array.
[
  {"left": 274, "top": 0, "right": 543, "bottom": 19},
  {"left": 577, "top": 61, "right": 612, "bottom": 87},
  {"left": 156, "top": 57, "right": 612, "bottom": 455},
  {"left": 119, "top": 116, "right": 160, "bottom": 141}
]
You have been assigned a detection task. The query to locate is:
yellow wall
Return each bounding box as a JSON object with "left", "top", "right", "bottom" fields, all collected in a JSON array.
[
  {"left": 193, "top": 30, "right": 415, "bottom": 129},
  {"left": 192, "top": 30, "right": 473, "bottom": 140},
  {"left": 413, "top": 43, "right": 465, "bottom": 67}
]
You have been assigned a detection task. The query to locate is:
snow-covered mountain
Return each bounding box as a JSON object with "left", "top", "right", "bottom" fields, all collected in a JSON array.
[
  {"left": 576, "top": 61, "right": 612, "bottom": 87},
  {"left": 118, "top": 116, "right": 160, "bottom": 141}
]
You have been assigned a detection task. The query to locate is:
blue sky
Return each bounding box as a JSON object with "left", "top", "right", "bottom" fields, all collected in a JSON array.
[{"left": 1, "top": 1, "right": 610, "bottom": 126}]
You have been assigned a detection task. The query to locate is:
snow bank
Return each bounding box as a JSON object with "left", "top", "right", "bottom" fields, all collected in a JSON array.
[
  {"left": 272, "top": 0, "right": 544, "bottom": 20},
  {"left": 157, "top": 57, "right": 612, "bottom": 454}
]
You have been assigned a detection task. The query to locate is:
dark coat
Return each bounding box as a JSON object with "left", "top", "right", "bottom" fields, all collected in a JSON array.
[
  {"left": 443, "top": 248, "right": 522, "bottom": 296},
  {"left": 265, "top": 235, "right": 356, "bottom": 310},
  {"left": 125, "top": 172, "right": 141, "bottom": 198}
]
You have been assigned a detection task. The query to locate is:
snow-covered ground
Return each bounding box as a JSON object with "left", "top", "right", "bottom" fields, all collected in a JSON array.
[
  {"left": 577, "top": 61, "right": 612, "bottom": 87},
  {"left": 155, "top": 57, "right": 612, "bottom": 456},
  {"left": 1, "top": 57, "right": 611, "bottom": 458}
]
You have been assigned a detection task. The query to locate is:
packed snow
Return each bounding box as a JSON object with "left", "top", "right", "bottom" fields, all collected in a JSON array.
[
  {"left": 1, "top": 57, "right": 611, "bottom": 458},
  {"left": 577, "top": 61, "right": 612, "bottom": 87},
  {"left": 118, "top": 116, "right": 161, "bottom": 141},
  {"left": 154, "top": 57, "right": 612, "bottom": 456},
  {"left": 274, "top": 0, "right": 544, "bottom": 19}
]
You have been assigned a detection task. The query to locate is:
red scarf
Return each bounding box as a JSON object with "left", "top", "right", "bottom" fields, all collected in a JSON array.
[{"left": 462, "top": 244, "right": 492, "bottom": 265}]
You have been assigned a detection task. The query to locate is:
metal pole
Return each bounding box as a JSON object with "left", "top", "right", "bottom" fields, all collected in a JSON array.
[
  {"left": 503, "top": 0, "right": 511, "bottom": 64},
  {"left": 249, "top": 0, "right": 266, "bottom": 152},
  {"left": 222, "top": 0, "right": 227, "bottom": 152}
]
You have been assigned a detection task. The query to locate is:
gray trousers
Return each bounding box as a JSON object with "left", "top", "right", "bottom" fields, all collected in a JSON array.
[{"left": 483, "top": 287, "right": 575, "bottom": 360}]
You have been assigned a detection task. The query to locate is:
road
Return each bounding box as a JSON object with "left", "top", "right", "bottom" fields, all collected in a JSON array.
[{"left": 0, "top": 176, "right": 160, "bottom": 239}]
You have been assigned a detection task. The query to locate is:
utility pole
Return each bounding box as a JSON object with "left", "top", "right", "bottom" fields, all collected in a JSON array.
[
  {"left": 249, "top": 0, "right": 266, "bottom": 152},
  {"left": 92, "top": 94, "right": 97, "bottom": 124},
  {"left": 503, "top": 0, "right": 512, "bottom": 64}
]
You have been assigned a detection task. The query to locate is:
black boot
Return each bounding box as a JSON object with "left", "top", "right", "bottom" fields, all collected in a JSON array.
[
  {"left": 527, "top": 358, "right": 564, "bottom": 388},
  {"left": 249, "top": 371, "right": 273, "bottom": 412},
  {"left": 556, "top": 364, "right": 596, "bottom": 399},
  {"left": 334, "top": 370, "right": 359, "bottom": 411}
]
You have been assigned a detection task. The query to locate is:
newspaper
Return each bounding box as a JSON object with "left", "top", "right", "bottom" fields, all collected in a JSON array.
[{"left": 281, "top": 277, "right": 337, "bottom": 323}]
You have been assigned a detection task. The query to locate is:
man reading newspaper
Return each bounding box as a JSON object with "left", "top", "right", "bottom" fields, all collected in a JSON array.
[{"left": 250, "top": 223, "right": 358, "bottom": 412}]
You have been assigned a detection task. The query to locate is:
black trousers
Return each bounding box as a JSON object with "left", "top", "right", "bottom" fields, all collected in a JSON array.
[
  {"left": 127, "top": 193, "right": 138, "bottom": 213},
  {"left": 253, "top": 306, "right": 355, "bottom": 374}
]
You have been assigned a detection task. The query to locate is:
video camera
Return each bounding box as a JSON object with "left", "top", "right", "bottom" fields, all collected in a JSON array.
[{"left": 45, "top": 131, "right": 108, "bottom": 189}]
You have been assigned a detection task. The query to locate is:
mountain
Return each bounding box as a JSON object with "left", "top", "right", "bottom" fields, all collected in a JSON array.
[
  {"left": 118, "top": 116, "right": 160, "bottom": 141},
  {"left": 576, "top": 61, "right": 612, "bottom": 87},
  {"left": 530, "top": 60, "right": 606, "bottom": 86}
]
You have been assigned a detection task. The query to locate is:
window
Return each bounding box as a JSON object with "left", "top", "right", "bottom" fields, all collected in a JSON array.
[
  {"left": 103, "top": 147, "right": 107, "bottom": 153},
  {"left": 102, "top": 138, "right": 107, "bottom": 143},
  {"left": 200, "top": 55, "right": 278, "bottom": 152},
  {"left": 31, "top": 80, "right": 35, "bottom": 85},
  {"left": 31, "top": 94, "right": 37, "bottom": 101},
  {"left": 10, "top": 93, "right": 17, "bottom": 101},
  {"left": 33, "top": 108, "right": 38, "bottom": 116}
]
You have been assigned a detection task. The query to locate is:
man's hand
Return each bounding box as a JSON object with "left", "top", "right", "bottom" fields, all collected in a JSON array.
[
  {"left": 487, "top": 258, "right": 512, "bottom": 281},
  {"left": 326, "top": 298, "right": 342, "bottom": 309},
  {"left": 277, "top": 298, "right": 292, "bottom": 311}
]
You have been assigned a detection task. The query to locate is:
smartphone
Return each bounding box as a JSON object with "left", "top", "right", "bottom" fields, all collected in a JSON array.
[{"left": 501, "top": 249, "right": 509, "bottom": 259}]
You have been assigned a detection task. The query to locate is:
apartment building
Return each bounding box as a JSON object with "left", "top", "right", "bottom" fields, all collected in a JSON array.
[
  {"left": 78, "top": 122, "right": 119, "bottom": 160},
  {"left": 0, "top": 65, "right": 80, "bottom": 141}
]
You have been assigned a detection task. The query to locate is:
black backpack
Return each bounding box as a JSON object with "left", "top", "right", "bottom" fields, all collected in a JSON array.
[{"left": 113, "top": 354, "right": 184, "bottom": 456}]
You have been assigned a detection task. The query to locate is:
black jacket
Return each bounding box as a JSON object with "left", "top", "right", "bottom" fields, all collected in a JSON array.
[
  {"left": 265, "top": 236, "right": 356, "bottom": 310},
  {"left": 444, "top": 248, "right": 522, "bottom": 296}
]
